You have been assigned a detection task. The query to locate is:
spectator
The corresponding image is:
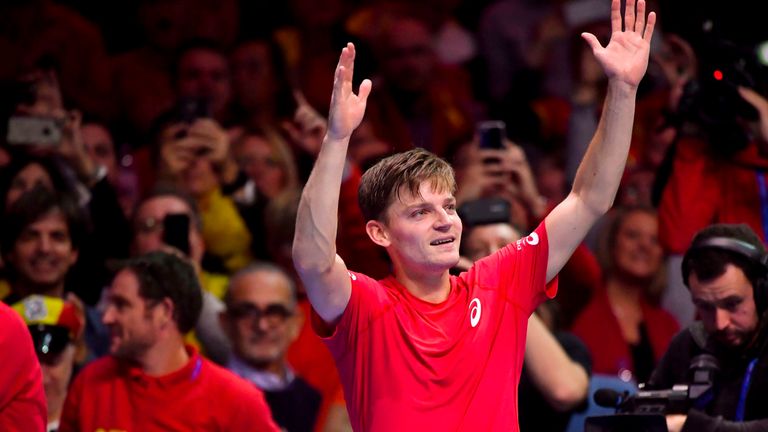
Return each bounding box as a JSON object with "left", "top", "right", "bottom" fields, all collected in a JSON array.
[
  {"left": 572, "top": 207, "right": 679, "bottom": 383},
  {"left": 11, "top": 295, "right": 83, "bottom": 432},
  {"left": 221, "top": 263, "right": 336, "bottom": 432},
  {"left": 648, "top": 223, "right": 768, "bottom": 431},
  {"left": 0, "top": 301, "right": 46, "bottom": 431},
  {"left": 59, "top": 251, "right": 279, "bottom": 431}
]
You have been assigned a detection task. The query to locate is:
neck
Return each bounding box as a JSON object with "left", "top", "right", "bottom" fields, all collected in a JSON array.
[
  {"left": 12, "top": 280, "right": 65, "bottom": 299},
  {"left": 135, "top": 336, "right": 190, "bottom": 376},
  {"left": 238, "top": 354, "right": 289, "bottom": 381},
  {"left": 605, "top": 277, "right": 644, "bottom": 312},
  {"left": 394, "top": 266, "right": 451, "bottom": 303}
]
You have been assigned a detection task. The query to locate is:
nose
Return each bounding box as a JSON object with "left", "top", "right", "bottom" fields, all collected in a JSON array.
[
  {"left": 433, "top": 209, "right": 452, "bottom": 232},
  {"left": 37, "top": 235, "right": 53, "bottom": 253},
  {"left": 714, "top": 308, "right": 731, "bottom": 331},
  {"left": 102, "top": 304, "right": 116, "bottom": 325}
]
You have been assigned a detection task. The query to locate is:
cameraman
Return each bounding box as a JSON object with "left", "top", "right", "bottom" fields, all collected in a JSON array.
[{"left": 647, "top": 224, "right": 768, "bottom": 431}]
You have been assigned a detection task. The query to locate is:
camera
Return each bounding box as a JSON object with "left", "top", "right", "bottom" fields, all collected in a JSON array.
[{"left": 586, "top": 354, "right": 719, "bottom": 431}]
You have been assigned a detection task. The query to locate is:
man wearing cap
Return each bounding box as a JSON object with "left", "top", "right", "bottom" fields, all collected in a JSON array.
[
  {"left": 59, "top": 251, "right": 278, "bottom": 431},
  {"left": 12, "top": 295, "right": 83, "bottom": 432}
]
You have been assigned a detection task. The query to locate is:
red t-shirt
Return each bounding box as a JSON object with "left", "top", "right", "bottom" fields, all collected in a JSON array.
[
  {"left": 0, "top": 302, "right": 46, "bottom": 432},
  {"left": 59, "top": 346, "right": 279, "bottom": 432},
  {"left": 320, "top": 223, "right": 557, "bottom": 431}
]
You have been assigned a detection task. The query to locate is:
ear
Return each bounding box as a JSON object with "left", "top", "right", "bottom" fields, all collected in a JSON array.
[
  {"left": 66, "top": 248, "right": 79, "bottom": 268},
  {"left": 157, "top": 297, "right": 175, "bottom": 328},
  {"left": 366, "top": 220, "right": 391, "bottom": 248}
]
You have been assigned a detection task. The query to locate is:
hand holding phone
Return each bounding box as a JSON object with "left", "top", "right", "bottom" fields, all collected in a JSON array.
[{"left": 6, "top": 116, "right": 63, "bottom": 146}]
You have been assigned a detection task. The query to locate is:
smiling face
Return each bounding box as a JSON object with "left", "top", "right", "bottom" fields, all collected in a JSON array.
[
  {"left": 611, "top": 210, "right": 663, "bottom": 280},
  {"left": 368, "top": 181, "right": 462, "bottom": 275},
  {"left": 6, "top": 210, "right": 78, "bottom": 293}
]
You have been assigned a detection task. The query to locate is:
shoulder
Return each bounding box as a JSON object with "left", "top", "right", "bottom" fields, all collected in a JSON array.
[{"left": 201, "top": 359, "right": 262, "bottom": 398}]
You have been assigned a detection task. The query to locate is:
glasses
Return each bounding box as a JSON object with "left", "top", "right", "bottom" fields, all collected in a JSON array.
[{"left": 228, "top": 302, "right": 293, "bottom": 326}]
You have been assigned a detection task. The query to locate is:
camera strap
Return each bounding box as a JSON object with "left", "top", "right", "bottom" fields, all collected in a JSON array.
[
  {"left": 735, "top": 357, "right": 758, "bottom": 421},
  {"left": 756, "top": 172, "right": 768, "bottom": 242}
]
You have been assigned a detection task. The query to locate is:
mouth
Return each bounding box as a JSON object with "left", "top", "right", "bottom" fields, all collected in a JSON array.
[{"left": 430, "top": 237, "right": 456, "bottom": 246}]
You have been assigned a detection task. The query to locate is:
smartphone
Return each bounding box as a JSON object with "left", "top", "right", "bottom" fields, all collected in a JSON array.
[
  {"left": 6, "top": 116, "right": 63, "bottom": 146},
  {"left": 478, "top": 121, "right": 506, "bottom": 150},
  {"left": 176, "top": 96, "right": 212, "bottom": 124},
  {"left": 458, "top": 197, "right": 511, "bottom": 227},
  {"left": 163, "top": 213, "right": 191, "bottom": 256}
]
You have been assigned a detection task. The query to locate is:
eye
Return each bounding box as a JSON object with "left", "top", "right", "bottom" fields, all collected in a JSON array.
[
  {"left": 411, "top": 209, "right": 428, "bottom": 217},
  {"left": 445, "top": 203, "right": 456, "bottom": 213}
]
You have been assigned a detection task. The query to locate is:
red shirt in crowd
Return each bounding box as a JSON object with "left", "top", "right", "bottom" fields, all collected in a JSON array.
[
  {"left": 59, "top": 346, "right": 279, "bottom": 432},
  {"left": 0, "top": 302, "right": 47, "bottom": 431},
  {"left": 319, "top": 223, "right": 557, "bottom": 431}
]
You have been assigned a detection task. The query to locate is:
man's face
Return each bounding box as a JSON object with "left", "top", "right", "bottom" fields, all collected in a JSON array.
[
  {"left": 132, "top": 196, "right": 203, "bottom": 263},
  {"left": 5, "top": 162, "right": 53, "bottom": 208},
  {"left": 690, "top": 263, "right": 760, "bottom": 348},
  {"left": 230, "top": 41, "right": 277, "bottom": 111},
  {"left": 40, "top": 343, "right": 76, "bottom": 411},
  {"left": 222, "top": 270, "right": 300, "bottom": 369},
  {"left": 177, "top": 48, "right": 231, "bottom": 118},
  {"left": 463, "top": 223, "right": 521, "bottom": 262},
  {"left": 375, "top": 182, "right": 462, "bottom": 273},
  {"left": 102, "top": 269, "right": 163, "bottom": 360},
  {"left": 6, "top": 211, "right": 78, "bottom": 290}
]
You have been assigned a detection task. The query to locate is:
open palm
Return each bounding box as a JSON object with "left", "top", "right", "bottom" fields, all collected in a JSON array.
[
  {"left": 327, "top": 43, "right": 372, "bottom": 140},
  {"left": 582, "top": 0, "right": 656, "bottom": 88}
]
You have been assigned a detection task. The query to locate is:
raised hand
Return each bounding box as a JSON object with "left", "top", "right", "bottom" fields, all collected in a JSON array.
[
  {"left": 581, "top": 0, "right": 656, "bottom": 88},
  {"left": 327, "top": 43, "right": 372, "bottom": 141}
]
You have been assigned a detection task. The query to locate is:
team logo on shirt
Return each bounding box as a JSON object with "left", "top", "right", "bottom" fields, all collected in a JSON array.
[
  {"left": 469, "top": 298, "right": 482, "bottom": 328},
  {"left": 515, "top": 232, "right": 540, "bottom": 250}
]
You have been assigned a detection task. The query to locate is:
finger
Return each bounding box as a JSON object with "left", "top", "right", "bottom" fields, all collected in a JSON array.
[
  {"left": 635, "top": 0, "right": 646, "bottom": 35},
  {"left": 610, "top": 0, "right": 622, "bottom": 34},
  {"left": 624, "top": 0, "right": 635, "bottom": 32},
  {"left": 358, "top": 78, "right": 372, "bottom": 103},
  {"left": 281, "top": 120, "right": 303, "bottom": 143},
  {"left": 581, "top": 32, "right": 602, "bottom": 52},
  {"left": 643, "top": 11, "right": 657, "bottom": 42},
  {"left": 293, "top": 89, "right": 310, "bottom": 108}
]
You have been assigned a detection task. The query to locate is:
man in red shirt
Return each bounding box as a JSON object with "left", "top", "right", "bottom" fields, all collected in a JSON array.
[
  {"left": 291, "top": 0, "right": 656, "bottom": 430},
  {"left": 59, "top": 251, "right": 278, "bottom": 432}
]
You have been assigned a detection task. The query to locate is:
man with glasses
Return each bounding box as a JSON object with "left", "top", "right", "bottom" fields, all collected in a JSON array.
[
  {"left": 220, "top": 263, "right": 323, "bottom": 432},
  {"left": 59, "top": 251, "right": 278, "bottom": 431}
]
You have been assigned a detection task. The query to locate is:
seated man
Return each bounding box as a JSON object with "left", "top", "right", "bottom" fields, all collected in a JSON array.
[
  {"left": 648, "top": 224, "right": 768, "bottom": 431},
  {"left": 220, "top": 263, "right": 326, "bottom": 432},
  {"left": 292, "top": 1, "right": 656, "bottom": 429},
  {"left": 59, "top": 251, "right": 278, "bottom": 431}
]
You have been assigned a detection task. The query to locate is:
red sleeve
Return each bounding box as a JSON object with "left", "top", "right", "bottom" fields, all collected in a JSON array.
[
  {"left": 658, "top": 137, "right": 721, "bottom": 254},
  {"left": 470, "top": 222, "right": 557, "bottom": 315},
  {"left": 336, "top": 164, "right": 391, "bottom": 279},
  {"left": 0, "top": 304, "right": 46, "bottom": 432}
]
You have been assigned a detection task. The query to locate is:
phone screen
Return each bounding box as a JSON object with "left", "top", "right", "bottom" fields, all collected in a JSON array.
[
  {"left": 6, "top": 116, "right": 63, "bottom": 146},
  {"left": 163, "top": 213, "right": 191, "bottom": 255},
  {"left": 478, "top": 121, "right": 506, "bottom": 150}
]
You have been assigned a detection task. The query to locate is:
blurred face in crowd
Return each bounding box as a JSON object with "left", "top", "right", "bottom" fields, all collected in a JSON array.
[
  {"left": 234, "top": 135, "right": 286, "bottom": 199},
  {"left": 82, "top": 123, "right": 118, "bottom": 182},
  {"left": 5, "top": 162, "right": 54, "bottom": 208},
  {"left": 177, "top": 48, "right": 231, "bottom": 119},
  {"left": 689, "top": 264, "right": 759, "bottom": 348},
  {"left": 379, "top": 18, "right": 435, "bottom": 94},
  {"left": 180, "top": 156, "right": 219, "bottom": 199},
  {"left": 231, "top": 41, "right": 277, "bottom": 112},
  {"left": 463, "top": 223, "right": 521, "bottom": 262},
  {"left": 102, "top": 269, "right": 166, "bottom": 360},
  {"left": 222, "top": 269, "right": 301, "bottom": 371},
  {"left": 6, "top": 210, "right": 78, "bottom": 292},
  {"left": 132, "top": 195, "right": 204, "bottom": 264},
  {"left": 40, "top": 343, "right": 77, "bottom": 418},
  {"left": 612, "top": 210, "right": 662, "bottom": 281}
]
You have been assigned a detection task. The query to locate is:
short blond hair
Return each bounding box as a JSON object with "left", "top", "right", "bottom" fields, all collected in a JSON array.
[{"left": 358, "top": 148, "right": 456, "bottom": 222}]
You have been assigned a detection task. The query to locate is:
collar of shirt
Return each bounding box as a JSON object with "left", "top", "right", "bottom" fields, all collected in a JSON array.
[{"left": 227, "top": 355, "right": 294, "bottom": 391}]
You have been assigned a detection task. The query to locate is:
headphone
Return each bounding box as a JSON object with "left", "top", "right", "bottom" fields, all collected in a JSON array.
[{"left": 683, "top": 236, "right": 768, "bottom": 315}]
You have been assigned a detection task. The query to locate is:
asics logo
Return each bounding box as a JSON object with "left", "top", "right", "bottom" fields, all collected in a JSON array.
[{"left": 469, "top": 298, "right": 482, "bottom": 328}]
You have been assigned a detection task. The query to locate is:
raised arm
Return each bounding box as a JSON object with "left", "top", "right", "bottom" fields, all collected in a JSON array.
[
  {"left": 292, "top": 43, "right": 372, "bottom": 323},
  {"left": 545, "top": 0, "right": 656, "bottom": 281}
]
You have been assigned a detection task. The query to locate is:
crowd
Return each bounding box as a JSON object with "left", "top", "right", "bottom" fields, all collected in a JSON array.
[{"left": 1, "top": 0, "right": 767, "bottom": 431}]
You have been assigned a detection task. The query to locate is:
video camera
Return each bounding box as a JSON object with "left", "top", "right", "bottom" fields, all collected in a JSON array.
[{"left": 585, "top": 354, "right": 719, "bottom": 432}]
